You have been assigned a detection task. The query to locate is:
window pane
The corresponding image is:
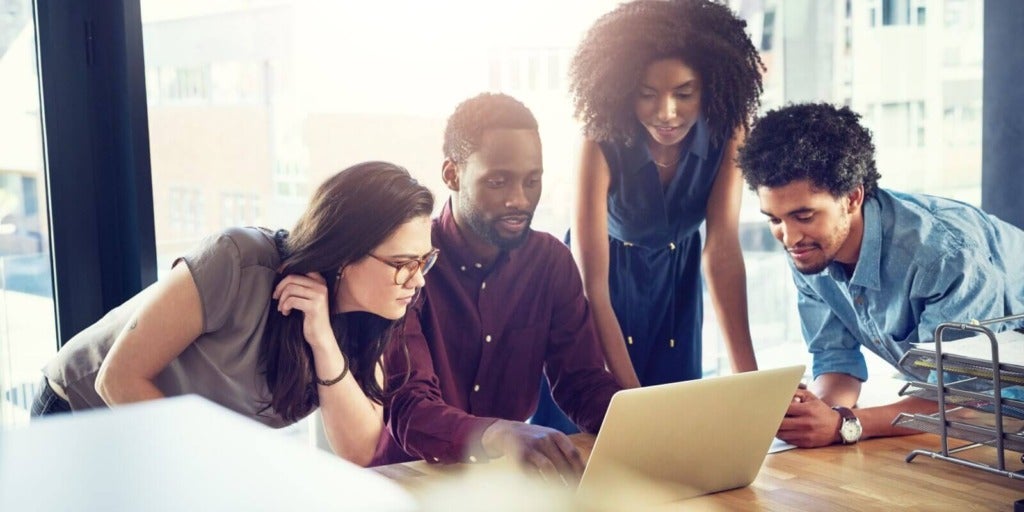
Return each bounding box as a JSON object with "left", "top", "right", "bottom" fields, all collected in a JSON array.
[
  {"left": 0, "top": 1, "right": 58, "bottom": 427},
  {"left": 140, "top": 0, "right": 621, "bottom": 271}
]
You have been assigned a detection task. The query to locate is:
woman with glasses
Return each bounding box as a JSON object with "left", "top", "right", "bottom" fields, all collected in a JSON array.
[{"left": 32, "top": 161, "right": 436, "bottom": 466}]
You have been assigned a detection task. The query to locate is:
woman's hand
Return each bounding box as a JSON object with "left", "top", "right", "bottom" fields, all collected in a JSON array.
[{"left": 273, "top": 272, "right": 336, "bottom": 350}]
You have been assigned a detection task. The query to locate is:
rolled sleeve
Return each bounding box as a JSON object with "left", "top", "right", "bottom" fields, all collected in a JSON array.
[{"left": 796, "top": 278, "right": 868, "bottom": 381}]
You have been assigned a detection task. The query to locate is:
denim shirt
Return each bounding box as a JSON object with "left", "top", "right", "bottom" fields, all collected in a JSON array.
[{"left": 792, "top": 189, "right": 1024, "bottom": 381}]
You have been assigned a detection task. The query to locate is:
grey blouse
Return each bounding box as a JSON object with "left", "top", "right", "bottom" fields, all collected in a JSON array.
[{"left": 43, "top": 227, "right": 301, "bottom": 428}]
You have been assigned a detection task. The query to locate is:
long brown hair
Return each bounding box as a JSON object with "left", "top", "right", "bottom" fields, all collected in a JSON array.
[{"left": 259, "top": 161, "right": 433, "bottom": 422}]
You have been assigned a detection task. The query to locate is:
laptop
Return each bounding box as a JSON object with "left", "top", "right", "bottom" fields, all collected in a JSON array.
[{"left": 576, "top": 365, "right": 805, "bottom": 505}]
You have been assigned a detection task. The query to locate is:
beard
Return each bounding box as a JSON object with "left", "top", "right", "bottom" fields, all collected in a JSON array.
[
  {"left": 458, "top": 194, "right": 533, "bottom": 251},
  {"left": 790, "top": 212, "right": 852, "bottom": 275},
  {"left": 792, "top": 247, "right": 831, "bottom": 275}
]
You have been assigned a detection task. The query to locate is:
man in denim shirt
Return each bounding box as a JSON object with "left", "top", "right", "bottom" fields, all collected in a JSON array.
[{"left": 738, "top": 103, "right": 1024, "bottom": 447}]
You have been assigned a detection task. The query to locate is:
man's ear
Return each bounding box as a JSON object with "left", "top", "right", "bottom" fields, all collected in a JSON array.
[
  {"left": 846, "top": 184, "right": 865, "bottom": 213},
  {"left": 442, "top": 158, "right": 460, "bottom": 192}
]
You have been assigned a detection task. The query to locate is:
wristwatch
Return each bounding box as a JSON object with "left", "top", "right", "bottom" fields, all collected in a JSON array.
[{"left": 832, "top": 406, "right": 862, "bottom": 444}]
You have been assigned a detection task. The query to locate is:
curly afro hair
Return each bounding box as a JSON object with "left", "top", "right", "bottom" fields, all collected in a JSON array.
[
  {"left": 569, "top": 0, "right": 764, "bottom": 147},
  {"left": 443, "top": 92, "right": 538, "bottom": 164},
  {"left": 737, "top": 103, "right": 881, "bottom": 198}
]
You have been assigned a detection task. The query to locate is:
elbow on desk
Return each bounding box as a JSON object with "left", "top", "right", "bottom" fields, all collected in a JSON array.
[{"left": 330, "top": 438, "right": 377, "bottom": 467}]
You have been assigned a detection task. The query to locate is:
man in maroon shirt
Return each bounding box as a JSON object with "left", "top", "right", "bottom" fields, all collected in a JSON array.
[{"left": 372, "top": 93, "right": 622, "bottom": 480}]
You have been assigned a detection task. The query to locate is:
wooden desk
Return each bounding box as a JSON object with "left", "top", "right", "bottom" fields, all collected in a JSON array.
[{"left": 373, "top": 434, "right": 1023, "bottom": 510}]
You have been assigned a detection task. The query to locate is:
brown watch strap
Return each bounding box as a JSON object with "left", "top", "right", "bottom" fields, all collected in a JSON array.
[{"left": 833, "top": 405, "right": 857, "bottom": 422}]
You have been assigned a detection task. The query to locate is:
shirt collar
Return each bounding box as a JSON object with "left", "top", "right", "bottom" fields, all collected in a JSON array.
[
  {"left": 435, "top": 199, "right": 512, "bottom": 272},
  {"left": 622, "top": 115, "right": 712, "bottom": 173},
  {"left": 829, "top": 195, "right": 882, "bottom": 290}
]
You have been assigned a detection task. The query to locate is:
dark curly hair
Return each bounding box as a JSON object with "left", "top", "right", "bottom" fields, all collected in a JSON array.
[
  {"left": 737, "top": 103, "right": 881, "bottom": 199},
  {"left": 443, "top": 92, "right": 538, "bottom": 163},
  {"left": 569, "top": 0, "right": 764, "bottom": 147}
]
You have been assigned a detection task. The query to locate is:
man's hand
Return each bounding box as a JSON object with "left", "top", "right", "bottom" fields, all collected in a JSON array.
[
  {"left": 776, "top": 388, "right": 842, "bottom": 448},
  {"left": 480, "top": 420, "right": 585, "bottom": 484}
]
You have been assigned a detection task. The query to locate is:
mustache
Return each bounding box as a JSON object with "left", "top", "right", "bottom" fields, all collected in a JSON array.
[
  {"left": 787, "top": 243, "right": 820, "bottom": 251},
  {"left": 495, "top": 211, "right": 532, "bottom": 221}
]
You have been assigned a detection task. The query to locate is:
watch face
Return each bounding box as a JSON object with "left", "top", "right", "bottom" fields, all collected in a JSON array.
[{"left": 840, "top": 418, "right": 863, "bottom": 443}]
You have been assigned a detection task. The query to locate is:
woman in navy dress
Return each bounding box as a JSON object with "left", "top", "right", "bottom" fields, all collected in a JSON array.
[{"left": 533, "top": 0, "right": 763, "bottom": 432}]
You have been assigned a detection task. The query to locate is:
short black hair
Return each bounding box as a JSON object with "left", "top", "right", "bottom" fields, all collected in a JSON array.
[
  {"left": 443, "top": 93, "right": 539, "bottom": 163},
  {"left": 569, "top": 0, "right": 764, "bottom": 147},
  {"left": 738, "top": 103, "right": 881, "bottom": 198}
]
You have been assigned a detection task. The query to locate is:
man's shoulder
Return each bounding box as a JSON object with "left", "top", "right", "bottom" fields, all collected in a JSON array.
[{"left": 883, "top": 190, "right": 994, "bottom": 252}]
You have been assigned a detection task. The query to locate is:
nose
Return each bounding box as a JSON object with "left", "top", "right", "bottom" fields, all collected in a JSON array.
[
  {"left": 404, "top": 267, "right": 426, "bottom": 289},
  {"left": 656, "top": 95, "right": 676, "bottom": 122},
  {"left": 504, "top": 183, "right": 529, "bottom": 211},
  {"left": 774, "top": 221, "right": 802, "bottom": 248}
]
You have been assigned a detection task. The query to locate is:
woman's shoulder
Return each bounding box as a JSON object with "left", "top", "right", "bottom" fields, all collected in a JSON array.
[
  {"left": 195, "top": 227, "right": 280, "bottom": 270},
  {"left": 219, "top": 227, "right": 276, "bottom": 254},
  {"left": 593, "top": 139, "right": 653, "bottom": 185}
]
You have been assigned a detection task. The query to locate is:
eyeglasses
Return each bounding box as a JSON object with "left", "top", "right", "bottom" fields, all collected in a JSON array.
[{"left": 368, "top": 248, "right": 440, "bottom": 286}]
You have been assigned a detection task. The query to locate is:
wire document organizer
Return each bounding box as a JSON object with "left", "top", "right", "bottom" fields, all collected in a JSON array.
[{"left": 893, "top": 313, "right": 1024, "bottom": 480}]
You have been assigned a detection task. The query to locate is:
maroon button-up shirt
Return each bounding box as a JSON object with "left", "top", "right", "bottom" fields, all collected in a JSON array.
[{"left": 373, "top": 202, "right": 621, "bottom": 465}]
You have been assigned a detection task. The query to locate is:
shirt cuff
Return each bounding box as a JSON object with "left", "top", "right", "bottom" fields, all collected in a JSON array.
[
  {"left": 435, "top": 416, "right": 500, "bottom": 464},
  {"left": 812, "top": 350, "right": 868, "bottom": 382}
]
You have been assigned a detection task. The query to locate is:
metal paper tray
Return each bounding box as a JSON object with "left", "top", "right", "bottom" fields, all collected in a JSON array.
[{"left": 893, "top": 412, "right": 1024, "bottom": 453}]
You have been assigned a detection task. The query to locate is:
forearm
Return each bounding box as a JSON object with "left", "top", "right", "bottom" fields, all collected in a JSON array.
[
  {"left": 388, "top": 385, "right": 499, "bottom": 463},
  {"left": 587, "top": 289, "right": 640, "bottom": 388},
  {"left": 702, "top": 248, "right": 757, "bottom": 372},
  {"left": 311, "top": 343, "right": 382, "bottom": 466},
  {"left": 855, "top": 397, "right": 939, "bottom": 440},
  {"left": 94, "top": 371, "right": 166, "bottom": 405},
  {"left": 811, "top": 373, "right": 862, "bottom": 408}
]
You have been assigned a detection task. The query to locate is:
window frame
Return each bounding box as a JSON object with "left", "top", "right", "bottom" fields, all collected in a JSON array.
[{"left": 34, "top": 0, "right": 156, "bottom": 347}]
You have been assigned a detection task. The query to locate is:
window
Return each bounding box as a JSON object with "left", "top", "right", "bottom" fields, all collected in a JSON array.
[
  {"left": 761, "top": 9, "right": 776, "bottom": 51},
  {"left": 875, "top": 101, "right": 926, "bottom": 148},
  {"left": 882, "top": 0, "right": 910, "bottom": 25},
  {"left": 0, "top": 5, "right": 57, "bottom": 427},
  {"left": 132, "top": 0, "right": 987, "bottom": 379}
]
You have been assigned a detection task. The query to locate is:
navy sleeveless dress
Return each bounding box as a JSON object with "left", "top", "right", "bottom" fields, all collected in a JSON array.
[{"left": 532, "top": 116, "right": 723, "bottom": 433}]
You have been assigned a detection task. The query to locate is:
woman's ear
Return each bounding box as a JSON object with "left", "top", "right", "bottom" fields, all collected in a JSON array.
[{"left": 442, "top": 158, "right": 460, "bottom": 192}]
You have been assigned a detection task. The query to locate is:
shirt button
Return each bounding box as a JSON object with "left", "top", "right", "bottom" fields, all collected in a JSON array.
[
  {"left": 481, "top": 281, "right": 487, "bottom": 290},
  {"left": 485, "top": 334, "right": 492, "bottom": 343},
  {"left": 469, "top": 456, "right": 478, "bottom": 463},
  {"left": 432, "top": 456, "right": 440, "bottom": 462},
  {"left": 460, "top": 265, "right": 466, "bottom": 272},
  {"left": 474, "top": 263, "right": 483, "bottom": 269},
  {"left": 473, "top": 384, "right": 480, "bottom": 392},
  {"left": 669, "top": 338, "right": 675, "bottom": 348},
  {"left": 627, "top": 336, "right": 634, "bottom": 345}
]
